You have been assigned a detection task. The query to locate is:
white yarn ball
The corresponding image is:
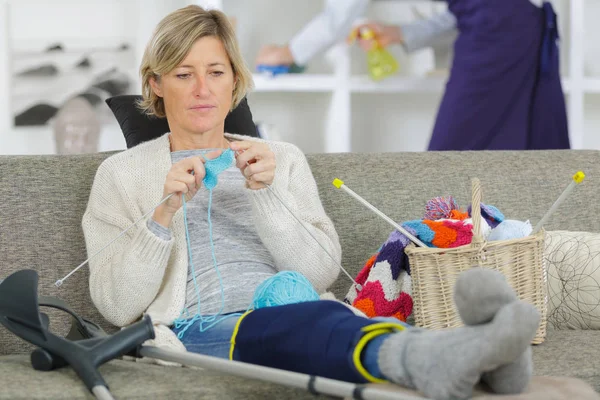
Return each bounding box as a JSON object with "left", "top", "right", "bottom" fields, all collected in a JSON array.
[
  {"left": 465, "top": 216, "right": 491, "bottom": 240},
  {"left": 488, "top": 220, "right": 533, "bottom": 241}
]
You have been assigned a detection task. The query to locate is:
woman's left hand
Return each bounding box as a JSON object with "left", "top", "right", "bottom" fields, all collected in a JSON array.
[{"left": 230, "top": 141, "right": 276, "bottom": 190}]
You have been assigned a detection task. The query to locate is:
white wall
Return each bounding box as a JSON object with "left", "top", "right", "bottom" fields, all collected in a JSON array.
[
  {"left": 1, "top": 0, "right": 599, "bottom": 155},
  {"left": 585, "top": 95, "right": 600, "bottom": 149},
  {"left": 584, "top": 0, "right": 600, "bottom": 77},
  {"left": 0, "top": 1, "right": 11, "bottom": 135},
  {"left": 9, "top": 1, "right": 136, "bottom": 50}
]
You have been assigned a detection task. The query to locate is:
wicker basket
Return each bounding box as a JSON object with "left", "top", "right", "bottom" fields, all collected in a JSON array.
[{"left": 404, "top": 178, "right": 547, "bottom": 344}]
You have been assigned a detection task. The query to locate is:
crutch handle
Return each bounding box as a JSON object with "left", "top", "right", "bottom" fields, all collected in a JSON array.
[{"left": 31, "top": 316, "right": 154, "bottom": 375}]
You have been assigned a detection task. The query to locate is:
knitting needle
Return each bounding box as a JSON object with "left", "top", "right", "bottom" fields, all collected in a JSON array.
[
  {"left": 55, "top": 192, "right": 175, "bottom": 287},
  {"left": 532, "top": 171, "right": 585, "bottom": 234},
  {"left": 236, "top": 152, "right": 362, "bottom": 290},
  {"left": 332, "top": 179, "right": 428, "bottom": 248}
]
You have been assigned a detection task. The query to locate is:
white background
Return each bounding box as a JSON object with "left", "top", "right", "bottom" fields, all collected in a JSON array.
[{"left": 0, "top": 0, "right": 598, "bottom": 155}]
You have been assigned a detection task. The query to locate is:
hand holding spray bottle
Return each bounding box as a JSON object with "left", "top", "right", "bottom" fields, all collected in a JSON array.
[{"left": 348, "top": 25, "right": 399, "bottom": 81}]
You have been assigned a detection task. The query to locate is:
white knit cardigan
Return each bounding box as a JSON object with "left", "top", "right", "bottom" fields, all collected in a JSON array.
[{"left": 82, "top": 132, "right": 342, "bottom": 358}]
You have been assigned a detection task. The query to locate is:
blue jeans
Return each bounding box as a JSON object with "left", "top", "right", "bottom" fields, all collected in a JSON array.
[
  {"left": 171, "top": 307, "right": 412, "bottom": 382},
  {"left": 171, "top": 312, "right": 241, "bottom": 359}
]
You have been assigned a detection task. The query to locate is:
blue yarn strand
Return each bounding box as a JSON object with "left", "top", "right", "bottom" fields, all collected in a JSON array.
[
  {"left": 174, "top": 150, "right": 242, "bottom": 339},
  {"left": 174, "top": 148, "right": 321, "bottom": 339}
]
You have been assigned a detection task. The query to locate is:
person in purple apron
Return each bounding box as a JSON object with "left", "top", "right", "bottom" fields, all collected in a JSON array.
[
  {"left": 355, "top": 0, "right": 569, "bottom": 150},
  {"left": 428, "top": 0, "right": 569, "bottom": 150}
]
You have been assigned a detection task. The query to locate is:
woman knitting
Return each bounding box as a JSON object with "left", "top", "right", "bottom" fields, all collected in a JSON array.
[{"left": 82, "top": 6, "right": 540, "bottom": 399}]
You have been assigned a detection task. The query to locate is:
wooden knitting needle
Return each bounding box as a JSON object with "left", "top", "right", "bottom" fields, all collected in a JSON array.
[
  {"left": 333, "top": 179, "right": 428, "bottom": 248},
  {"left": 532, "top": 171, "right": 585, "bottom": 234}
]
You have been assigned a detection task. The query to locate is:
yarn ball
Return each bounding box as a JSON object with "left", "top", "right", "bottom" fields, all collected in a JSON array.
[
  {"left": 251, "top": 271, "right": 320, "bottom": 309},
  {"left": 468, "top": 203, "right": 505, "bottom": 229},
  {"left": 488, "top": 220, "right": 533, "bottom": 241},
  {"left": 424, "top": 196, "right": 459, "bottom": 220}
]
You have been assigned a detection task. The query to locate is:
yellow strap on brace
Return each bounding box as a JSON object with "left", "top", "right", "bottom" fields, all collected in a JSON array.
[
  {"left": 352, "top": 322, "right": 406, "bottom": 383},
  {"left": 229, "top": 310, "right": 253, "bottom": 360}
]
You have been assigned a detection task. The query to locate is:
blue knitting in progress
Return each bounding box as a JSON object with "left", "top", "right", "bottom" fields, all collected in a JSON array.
[{"left": 173, "top": 149, "right": 320, "bottom": 339}]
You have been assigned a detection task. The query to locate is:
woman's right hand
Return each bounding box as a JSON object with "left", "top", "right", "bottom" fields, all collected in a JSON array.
[{"left": 152, "top": 150, "right": 222, "bottom": 227}]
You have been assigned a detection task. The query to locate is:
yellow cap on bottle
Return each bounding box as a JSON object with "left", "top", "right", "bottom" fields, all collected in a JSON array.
[{"left": 359, "top": 27, "right": 376, "bottom": 40}]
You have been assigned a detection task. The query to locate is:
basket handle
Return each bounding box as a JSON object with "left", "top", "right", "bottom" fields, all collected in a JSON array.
[{"left": 471, "top": 178, "right": 483, "bottom": 243}]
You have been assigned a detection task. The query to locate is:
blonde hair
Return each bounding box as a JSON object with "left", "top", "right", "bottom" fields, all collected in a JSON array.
[{"left": 138, "top": 5, "right": 253, "bottom": 118}]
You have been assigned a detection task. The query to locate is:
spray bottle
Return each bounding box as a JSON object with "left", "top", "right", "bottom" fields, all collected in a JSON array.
[{"left": 349, "top": 26, "right": 399, "bottom": 81}]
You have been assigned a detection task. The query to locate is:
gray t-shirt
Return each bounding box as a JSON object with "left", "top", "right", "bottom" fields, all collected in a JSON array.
[{"left": 147, "top": 149, "right": 277, "bottom": 315}]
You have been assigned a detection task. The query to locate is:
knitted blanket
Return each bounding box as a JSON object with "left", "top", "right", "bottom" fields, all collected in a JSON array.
[{"left": 344, "top": 201, "right": 505, "bottom": 322}]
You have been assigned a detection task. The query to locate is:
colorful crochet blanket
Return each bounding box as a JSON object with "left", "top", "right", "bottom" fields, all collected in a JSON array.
[{"left": 344, "top": 199, "right": 505, "bottom": 322}]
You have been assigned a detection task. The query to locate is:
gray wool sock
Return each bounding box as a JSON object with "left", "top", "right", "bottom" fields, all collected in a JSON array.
[
  {"left": 377, "top": 300, "right": 540, "bottom": 400},
  {"left": 481, "top": 347, "right": 533, "bottom": 394},
  {"left": 453, "top": 267, "right": 517, "bottom": 325},
  {"left": 453, "top": 267, "right": 535, "bottom": 394}
]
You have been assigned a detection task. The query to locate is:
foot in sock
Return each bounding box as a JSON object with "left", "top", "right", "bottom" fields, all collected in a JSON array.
[
  {"left": 454, "top": 267, "right": 537, "bottom": 394},
  {"left": 481, "top": 347, "right": 533, "bottom": 394},
  {"left": 454, "top": 267, "right": 518, "bottom": 325},
  {"left": 377, "top": 276, "right": 540, "bottom": 400}
]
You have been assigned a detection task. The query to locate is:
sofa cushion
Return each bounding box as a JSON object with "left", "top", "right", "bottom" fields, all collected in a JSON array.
[
  {"left": 0, "top": 153, "right": 122, "bottom": 357},
  {"left": 544, "top": 230, "right": 600, "bottom": 329},
  {"left": 0, "top": 355, "right": 326, "bottom": 400},
  {"left": 532, "top": 329, "right": 600, "bottom": 391}
]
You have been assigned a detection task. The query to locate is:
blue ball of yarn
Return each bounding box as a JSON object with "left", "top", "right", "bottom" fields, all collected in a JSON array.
[{"left": 251, "top": 271, "right": 320, "bottom": 309}]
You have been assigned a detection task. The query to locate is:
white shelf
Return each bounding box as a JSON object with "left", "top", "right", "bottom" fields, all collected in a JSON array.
[
  {"left": 253, "top": 74, "right": 450, "bottom": 94},
  {"left": 584, "top": 78, "right": 600, "bottom": 93},
  {"left": 252, "top": 73, "right": 336, "bottom": 92},
  {"left": 350, "top": 75, "right": 447, "bottom": 93},
  {"left": 252, "top": 74, "right": 575, "bottom": 95},
  {"left": 11, "top": 65, "right": 117, "bottom": 115}
]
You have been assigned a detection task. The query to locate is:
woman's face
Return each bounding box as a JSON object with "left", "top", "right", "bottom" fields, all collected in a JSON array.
[{"left": 151, "top": 36, "right": 235, "bottom": 137}]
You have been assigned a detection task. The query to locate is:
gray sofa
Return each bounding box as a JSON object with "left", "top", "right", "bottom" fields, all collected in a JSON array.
[{"left": 1, "top": 149, "right": 599, "bottom": 399}]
